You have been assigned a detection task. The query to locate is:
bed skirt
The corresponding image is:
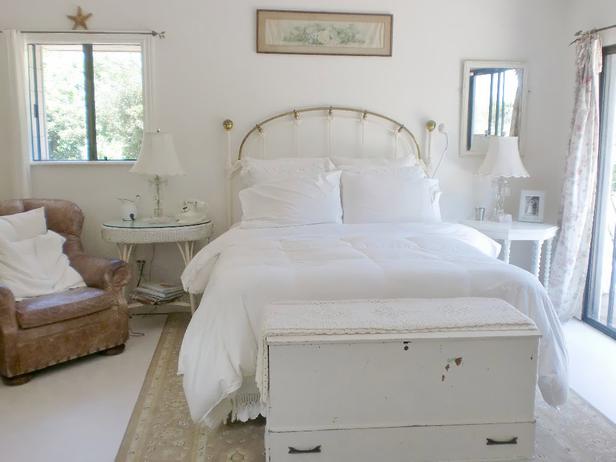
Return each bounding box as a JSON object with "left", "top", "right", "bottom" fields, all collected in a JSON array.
[{"left": 205, "top": 377, "right": 266, "bottom": 428}]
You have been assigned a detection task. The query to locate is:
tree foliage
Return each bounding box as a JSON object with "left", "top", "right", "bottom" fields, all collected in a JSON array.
[{"left": 40, "top": 45, "right": 143, "bottom": 161}]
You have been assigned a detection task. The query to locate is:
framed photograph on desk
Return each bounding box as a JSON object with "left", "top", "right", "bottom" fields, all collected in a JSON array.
[{"left": 519, "top": 190, "right": 545, "bottom": 223}]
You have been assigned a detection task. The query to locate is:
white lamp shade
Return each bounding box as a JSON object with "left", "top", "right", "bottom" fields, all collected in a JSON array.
[
  {"left": 130, "top": 131, "right": 185, "bottom": 177},
  {"left": 477, "top": 136, "right": 530, "bottom": 178}
]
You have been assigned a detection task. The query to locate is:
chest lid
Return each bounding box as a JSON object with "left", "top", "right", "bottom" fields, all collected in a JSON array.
[{"left": 264, "top": 297, "right": 539, "bottom": 344}]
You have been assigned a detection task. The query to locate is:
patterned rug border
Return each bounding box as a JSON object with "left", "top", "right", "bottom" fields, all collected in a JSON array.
[{"left": 116, "top": 313, "right": 195, "bottom": 461}]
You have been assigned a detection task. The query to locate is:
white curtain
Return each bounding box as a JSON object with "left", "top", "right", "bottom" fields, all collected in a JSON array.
[
  {"left": 549, "top": 33, "right": 603, "bottom": 321},
  {"left": 4, "top": 30, "right": 32, "bottom": 198}
]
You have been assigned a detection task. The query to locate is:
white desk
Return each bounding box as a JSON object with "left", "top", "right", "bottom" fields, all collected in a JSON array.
[
  {"left": 101, "top": 219, "right": 212, "bottom": 313},
  {"left": 463, "top": 220, "right": 558, "bottom": 287}
]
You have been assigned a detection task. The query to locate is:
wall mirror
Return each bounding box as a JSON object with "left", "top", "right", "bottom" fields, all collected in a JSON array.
[{"left": 460, "top": 60, "right": 528, "bottom": 156}]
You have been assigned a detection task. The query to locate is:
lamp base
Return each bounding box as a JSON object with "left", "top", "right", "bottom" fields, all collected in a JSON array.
[{"left": 492, "top": 177, "right": 508, "bottom": 221}]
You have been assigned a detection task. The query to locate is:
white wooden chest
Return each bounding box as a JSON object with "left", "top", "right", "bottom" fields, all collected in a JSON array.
[{"left": 262, "top": 298, "right": 540, "bottom": 462}]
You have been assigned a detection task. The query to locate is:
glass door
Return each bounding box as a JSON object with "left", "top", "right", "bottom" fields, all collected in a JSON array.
[{"left": 585, "top": 45, "right": 616, "bottom": 339}]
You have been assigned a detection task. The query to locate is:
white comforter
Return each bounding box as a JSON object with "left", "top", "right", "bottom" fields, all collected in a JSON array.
[{"left": 180, "top": 223, "right": 568, "bottom": 427}]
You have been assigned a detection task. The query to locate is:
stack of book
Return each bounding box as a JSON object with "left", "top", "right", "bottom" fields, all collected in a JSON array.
[{"left": 131, "top": 282, "right": 185, "bottom": 305}]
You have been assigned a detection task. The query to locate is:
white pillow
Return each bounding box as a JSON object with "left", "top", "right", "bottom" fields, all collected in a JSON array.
[
  {"left": 240, "top": 157, "right": 335, "bottom": 187},
  {"left": 240, "top": 171, "right": 343, "bottom": 228},
  {"left": 341, "top": 168, "right": 441, "bottom": 224},
  {"left": 331, "top": 156, "right": 419, "bottom": 170},
  {"left": 0, "top": 207, "right": 47, "bottom": 242},
  {"left": 0, "top": 230, "right": 85, "bottom": 300}
]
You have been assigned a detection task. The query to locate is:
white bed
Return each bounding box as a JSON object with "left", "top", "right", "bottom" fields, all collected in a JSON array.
[
  {"left": 180, "top": 222, "right": 568, "bottom": 427},
  {"left": 178, "top": 107, "right": 568, "bottom": 428}
]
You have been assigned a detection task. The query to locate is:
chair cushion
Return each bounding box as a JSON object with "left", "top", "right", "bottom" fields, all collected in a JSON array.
[{"left": 15, "top": 287, "right": 116, "bottom": 329}]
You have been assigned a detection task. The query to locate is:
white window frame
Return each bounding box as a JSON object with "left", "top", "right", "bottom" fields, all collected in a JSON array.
[{"left": 23, "top": 33, "right": 155, "bottom": 164}]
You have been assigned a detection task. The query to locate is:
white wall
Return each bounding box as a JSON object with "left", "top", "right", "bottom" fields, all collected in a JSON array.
[
  {"left": 567, "top": 0, "right": 616, "bottom": 36},
  {"left": 0, "top": 0, "right": 573, "bottom": 280}
]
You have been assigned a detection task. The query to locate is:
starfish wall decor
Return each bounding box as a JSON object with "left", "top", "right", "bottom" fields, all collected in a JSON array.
[{"left": 67, "top": 6, "right": 92, "bottom": 30}]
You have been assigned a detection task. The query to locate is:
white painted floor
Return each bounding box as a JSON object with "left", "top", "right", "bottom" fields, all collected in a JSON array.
[
  {"left": 562, "top": 318, "right": 616, "bottom": 423},
  {"left": 1, "top": 314, "right": 614, "bottom": 462},
  {"left": 0, "top": 315, "right": 166, "bottom": 462}
]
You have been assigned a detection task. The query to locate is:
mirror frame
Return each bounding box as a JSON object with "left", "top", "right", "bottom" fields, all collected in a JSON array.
[{"left": 459, "top": 60, "right": 528, "bottom": 157}]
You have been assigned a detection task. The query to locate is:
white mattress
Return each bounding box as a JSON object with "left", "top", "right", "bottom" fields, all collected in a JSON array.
[{"left": 179, "top": 222, "right": 568, "bottom": 427}]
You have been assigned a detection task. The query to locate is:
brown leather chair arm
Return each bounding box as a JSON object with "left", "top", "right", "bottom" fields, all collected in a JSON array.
[
  {"left": 0, "top": 285, "right": 18, "bottom": 332},
  {"left": 70, "top": 255, "right": 131, "bottom": 293},
  {"left": 0, "top": 285, "right": 18, "bottom": 377}
]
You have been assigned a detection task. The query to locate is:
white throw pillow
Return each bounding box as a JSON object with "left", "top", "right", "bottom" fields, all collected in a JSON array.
[
  {"left": 240, "top": 171, "right": 343, "bottom": 228},
  {"left": 240, "top": 157, "right": 335, "bottom": 187},
  {"left": 331, "top": 156, "right": 419, "bottom": 170},
  {"left": 0, "top": 230, "right": 85, "bottom": 300},
  {"left": 341, "top": 168, "right": 442, "bottom": 224},
  {"left": 0, "top": 207, "right": 47, "bottom": 241}
]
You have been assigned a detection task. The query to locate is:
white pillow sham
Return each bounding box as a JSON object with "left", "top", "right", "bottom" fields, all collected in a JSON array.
[
  {"left": 0, "top": 207, "right": 47, "bottom": 241},
  {"left": 240, "top": 157, "right": 335, "bottom": 187},
  {"left": 240, "top": 171, "right": 343, "bottom": 228},
  {"left": 0, "top": 230, "right": 85, "bottom": 300},
  {"left": 341, "top": 167, "right": 441, "bottom": 224}
]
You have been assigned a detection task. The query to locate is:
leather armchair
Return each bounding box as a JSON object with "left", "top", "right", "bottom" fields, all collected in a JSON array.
[{"left": 0, "top": 199, "right": 130, "bottom": 385}]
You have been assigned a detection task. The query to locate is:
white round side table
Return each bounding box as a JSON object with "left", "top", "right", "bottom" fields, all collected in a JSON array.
[{"left": 101, "top": 219, "right": 213, "bottom": 313}]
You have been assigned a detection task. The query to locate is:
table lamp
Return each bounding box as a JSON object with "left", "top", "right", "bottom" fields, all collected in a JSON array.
[
  {"left": 478, "top": 136, "right": 529, "bottom": 221},
  {"left": 130, "top": 130, "right": 185, "bottom": 223}
]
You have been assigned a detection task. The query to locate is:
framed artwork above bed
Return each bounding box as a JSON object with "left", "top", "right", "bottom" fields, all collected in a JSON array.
[{"left": 256, "top": 10, "right": 393, "bottom": 57}]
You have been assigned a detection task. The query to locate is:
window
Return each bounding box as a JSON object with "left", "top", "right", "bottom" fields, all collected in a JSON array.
[
  {"left": 585, "top": 45, "right": 616, "bottom": 339},
  {"left": 26, "top": 38, "right": 147, "bottom": 161},
  {"left": 467, "top": 68, "right": 521, "bottom": 150}
]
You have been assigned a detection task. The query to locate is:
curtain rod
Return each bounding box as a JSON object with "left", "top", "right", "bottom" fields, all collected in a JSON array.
[
  {"left": 0, "top": 30, "right": 165, "bottom": 38},
  {"left": 570, "top": 24, "right": 616, "bottom": 45}
]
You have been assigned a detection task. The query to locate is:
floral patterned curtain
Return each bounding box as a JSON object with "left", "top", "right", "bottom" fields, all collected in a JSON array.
[{"left": 549, "top": 33, "right": 603, "bottom": 321}]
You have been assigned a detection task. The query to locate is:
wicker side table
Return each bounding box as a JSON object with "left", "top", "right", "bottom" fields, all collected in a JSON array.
[{"left": 101, "top": 219, "right": 213, "bottom": 313}]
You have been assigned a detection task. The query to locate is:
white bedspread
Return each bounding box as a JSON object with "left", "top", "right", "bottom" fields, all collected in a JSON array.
[{"left": 179, "top": 223, "right": 568, "bottom": 427}]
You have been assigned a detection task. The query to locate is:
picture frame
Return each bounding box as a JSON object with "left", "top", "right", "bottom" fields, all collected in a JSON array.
[
  {"left": 256, "top": 10, "right": 393, "bottom": 57},
  {"left": 518, "top": 190, "right": 545, "bottom": 223}
]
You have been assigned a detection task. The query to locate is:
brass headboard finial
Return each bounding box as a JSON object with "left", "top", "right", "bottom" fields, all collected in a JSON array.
[
  {"left": 223, "top": 119, "right": 234, "bottom": 131},
  {"left": 426, "top": 120, "right": 437, "bottom": 132}
]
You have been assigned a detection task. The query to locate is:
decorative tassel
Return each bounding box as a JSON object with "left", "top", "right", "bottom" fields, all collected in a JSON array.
[
  {"left": 293, "top": 110, "right": 301, "bottom": 157},
  {"left": 257, "top": 125, "right": 266, "bottom": 158},
  {"left": 359, "top": 111, "right": 367, "bottom": 156},
  {"left": 392, "top": 127, "right": 401, "bottom": 159},
  {"left": 327, "top": 108, "right": 334, "bottom": 156}
]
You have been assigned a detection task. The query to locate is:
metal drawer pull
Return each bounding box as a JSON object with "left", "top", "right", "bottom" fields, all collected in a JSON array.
[
  {"left": 288, "top": 445, "right": 322, "bottom": 454},
  {"left": 486, "top": 437, "right": 518, "bottom": 446}
]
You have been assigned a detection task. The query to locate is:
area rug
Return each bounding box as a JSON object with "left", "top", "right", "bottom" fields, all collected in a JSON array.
[{"left": 116, "top": 313, "right": 616, "bottom": 462}]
